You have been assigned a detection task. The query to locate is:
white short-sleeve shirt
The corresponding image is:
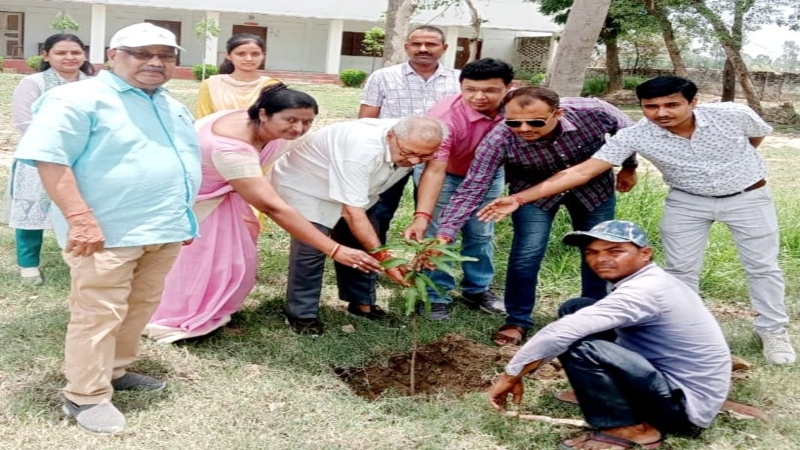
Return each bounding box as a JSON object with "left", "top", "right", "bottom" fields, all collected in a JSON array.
[
  {"left": 269, "top": 119, "right": 411, "bottom": 227},
  {"left": 593, "top": 102, "right": 773, "bottom": 197}
]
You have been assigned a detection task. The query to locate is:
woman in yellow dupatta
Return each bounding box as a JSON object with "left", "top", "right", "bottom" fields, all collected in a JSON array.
[
  {"left": 197, "top": 33, "right": 279, "bottom": 227},
  {"left": 196, "top": 34, "right": 278, "bottom": 119}
]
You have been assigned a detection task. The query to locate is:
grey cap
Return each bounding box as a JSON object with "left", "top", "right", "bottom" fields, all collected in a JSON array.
[{"left": 563, "top": 220, "right": 649, "bottom": 247}]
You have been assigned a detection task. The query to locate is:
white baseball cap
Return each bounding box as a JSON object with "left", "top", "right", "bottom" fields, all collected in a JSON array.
[{"left": 109, "top": 22, "right": 185, "bottom": 51}]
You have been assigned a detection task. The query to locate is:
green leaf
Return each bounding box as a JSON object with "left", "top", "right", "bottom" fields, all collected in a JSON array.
[
  {"left": 417, "top": 273, "right": 443, "bottom": 297},
  {"left": 380, "top": 257, "right": 410, "bottom": 269},
  {"left": 403, "top": 288, "right": 418, "bottom": 316},
  {"left": 429, "top": 257, "right": 456, "bottom": 276},
  {"left": 415, "top": 277, "right": 429, "bottom": 308}
]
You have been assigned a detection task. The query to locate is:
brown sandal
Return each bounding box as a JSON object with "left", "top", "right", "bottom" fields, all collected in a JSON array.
[{"left": 492, "top": 324, "right": 527, "bottom": 346}]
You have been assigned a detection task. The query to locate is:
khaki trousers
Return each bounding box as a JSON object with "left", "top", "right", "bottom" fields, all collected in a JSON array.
[{"left": 62, "top": 243, "right": 181, "bottom": 405}]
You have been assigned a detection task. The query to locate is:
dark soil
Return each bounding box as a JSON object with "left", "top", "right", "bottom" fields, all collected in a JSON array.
[{"left": 334, "top": 333, "right": 564, "bottom": 400}]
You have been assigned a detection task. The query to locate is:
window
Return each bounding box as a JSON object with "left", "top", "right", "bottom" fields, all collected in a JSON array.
[{"left": 341, "top": 31, "right": 382, "bottom": 57}]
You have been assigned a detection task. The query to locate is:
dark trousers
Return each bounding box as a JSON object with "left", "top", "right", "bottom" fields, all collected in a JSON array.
[
  {"left": 371, "top": 172, "right": 413, "bottom": 244},
  {"left": 285, "top": 212, "right": 379, "bottom": 319},
  {"left": 558, "top": 297, "right": 699, "bottom": 435}
]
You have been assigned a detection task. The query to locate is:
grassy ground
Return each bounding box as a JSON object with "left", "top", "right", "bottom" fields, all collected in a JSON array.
[{"left": 0, "top": 75, "right": 798, "bottom": 449}]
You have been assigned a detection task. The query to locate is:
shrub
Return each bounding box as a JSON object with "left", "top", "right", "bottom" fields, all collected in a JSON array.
[
  {"left": 0, "top": 56, "right": 5, "bottom": 68},
  {"left": 192, "top": 64, "right": 218, "bottom": 81},
  {"left": 529, "top": 73, "right": 546, "bottom": 86},
  {"left": 339, "top": 69, "right": 368, "bottom": 88},
  {"left": 27, "top": 55, "right": 43, "bottom": 71},
  {"left": 581, "top": 76, "right": 608, "bottom": 97},
  {"left": 623, "top": 75, "right": 649, "bottom": 90}
]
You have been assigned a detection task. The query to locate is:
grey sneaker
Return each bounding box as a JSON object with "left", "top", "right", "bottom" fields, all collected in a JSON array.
[
  {"left": 20, "top": 267, "right": 44, "bottom": 285},
  {"left": 62, "top": 400, "right": 126, "bottom": 434},
  {"left": 427, "top": 303, "right": 449, "bottom": 321},
  {"left": 111, "top": 373, "right": 167, "bottom": 392},
  {"left": 755, "top": 328, "right": 796, "bottom": 365},
  {"left": 462, "top": 290, "right": 506, "bottom": 315}
]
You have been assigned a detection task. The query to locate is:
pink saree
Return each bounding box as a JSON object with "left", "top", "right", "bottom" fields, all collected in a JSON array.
[{"left": 145, "top": 110, "right": 286, "bottom": 343}]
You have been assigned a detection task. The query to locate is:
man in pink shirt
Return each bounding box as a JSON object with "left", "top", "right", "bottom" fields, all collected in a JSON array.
[{"left": 404, "top": 58, "right": 514, "bottom": 320}]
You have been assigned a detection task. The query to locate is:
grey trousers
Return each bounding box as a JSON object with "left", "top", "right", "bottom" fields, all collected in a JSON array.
[
  {"left": 285, "top": 219, "right": 378, "bottom": 319},
  {"left": 660, "top": 187, "right": 788, "bottom": 332}
]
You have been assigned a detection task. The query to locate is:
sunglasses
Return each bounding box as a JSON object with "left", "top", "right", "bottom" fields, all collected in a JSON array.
[
  {"left": 505, "top": 111, "right": 555, "bottom": 129},
  {"left": 117, "top": 47, "right": 178, "bottom": 62}
]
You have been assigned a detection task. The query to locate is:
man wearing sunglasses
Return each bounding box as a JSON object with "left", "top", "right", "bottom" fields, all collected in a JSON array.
[
  {"left": 402, "top": 58, "right": 515, "bottom": 320},
  {"left": 14, "top": 23, "right": 200, "bottom": 433},
  {"left": 433, "top": 86, "right": 637, "bottom": 346},
  {"left": 480, "top": 76, "right": 795, "bottom": 365}
]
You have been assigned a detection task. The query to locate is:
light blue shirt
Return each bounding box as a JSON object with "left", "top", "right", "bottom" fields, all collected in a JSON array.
[
  {"left": 507, "top": 264, "right": 731, "bottom": 428},
  {"left": 14, "top": 70, "right": 201, "bottom": 248}
]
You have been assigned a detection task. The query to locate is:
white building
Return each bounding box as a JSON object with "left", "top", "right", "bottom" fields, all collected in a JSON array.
[{"left": 0, "top": 0, "right": 559, "bottom": 74}]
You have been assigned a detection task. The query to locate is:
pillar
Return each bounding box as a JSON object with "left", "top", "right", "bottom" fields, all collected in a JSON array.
[
  {"left": 325, "top": 19, "right": 344, "bottom": 74},
  {"left": 89, "top": 4, "right": 106, "bottom": 64},
  {"left": 203, "top": 11, "right": 221, "bottom": 65},
  {"left": 443, "top": 26, "right": 459, "bottom": 69}
]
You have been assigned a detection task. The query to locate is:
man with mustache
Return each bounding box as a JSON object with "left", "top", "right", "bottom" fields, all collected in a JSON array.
[
  {"left": 489, "top": 220, "right": 731, "bottom": 450},
  {"left": 14, "top": 23, "right": 201, "bottom": 433},
  {"left": 337, "top": 25, "right": 459, "bottom": 319},
  {"left": 270, "top": 117, "right": 447, "bottom": 335},
  {"left": 432, "top": 87, "right": 637, "bottom": 345},
  {"left": 480, "top": 76, "right": 796, "bottom": 365}
]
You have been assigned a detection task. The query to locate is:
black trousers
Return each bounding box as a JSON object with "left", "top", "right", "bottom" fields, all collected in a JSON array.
[{"left": 557, "top": 297, "right": 700, "bottom": 435}]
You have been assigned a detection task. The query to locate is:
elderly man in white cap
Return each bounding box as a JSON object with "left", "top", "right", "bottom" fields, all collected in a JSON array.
[{"left": 14, "top": 22, "right": 201, "bottom": 433}]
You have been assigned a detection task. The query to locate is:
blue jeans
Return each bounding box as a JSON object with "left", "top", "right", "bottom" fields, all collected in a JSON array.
[
  {"left": 415, "top": 167, "right": 505, "bottom": 303},
  {"left": 504, "top": 193, "right": 616, "bottom": 329}
]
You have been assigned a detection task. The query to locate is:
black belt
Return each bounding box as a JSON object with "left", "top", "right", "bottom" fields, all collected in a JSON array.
[{"left": 711, "top": 179, "right": 766, "bottom": 198}]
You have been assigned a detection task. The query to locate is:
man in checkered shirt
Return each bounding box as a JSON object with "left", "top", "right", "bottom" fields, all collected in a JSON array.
[
  {"left": 479, "top": 76, "right": 796, "bottom": 365},
  {"left": 433, "top": 86, "right": 638, "bottom": 346}
]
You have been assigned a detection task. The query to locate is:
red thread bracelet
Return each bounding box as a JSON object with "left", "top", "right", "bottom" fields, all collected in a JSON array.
[{"left": 413, "top": 211, "right": 433, "bottom": 221}]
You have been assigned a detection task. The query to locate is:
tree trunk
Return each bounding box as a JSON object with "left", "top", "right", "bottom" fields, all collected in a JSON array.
[
  {"left": 599, "top": 17, "right": 621, "bottom": 91},
  {"left": 384, "top": 0, "right": 416, "bottom": 67},
  {"left": 464, "top": 0, "right": 482, "bottom": 64},
  {"left": 689, "top": 0, "right": 762, "bottom": 114},
  {"left": 545, "top": 0, "right": 613, "bottom": 97},
  {"left": 721, "top": 57, "right": 736, "bottom": 101},
  {"left": 721, "top": 1, "right": 745, "bottom": 102},
  {"left": 640, "top": 0, "right": 688, "bottom": 77},
  {"left": 603, "top": 29, "right": 622, "bottom": 92}
]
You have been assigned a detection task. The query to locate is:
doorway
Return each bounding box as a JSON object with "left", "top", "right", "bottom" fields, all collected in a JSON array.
[
  {"left": 145, "top": 19, "right": 182, "bottom": 65},
  {"left": 0, "top": 11, "right": 24, "bottom": 58},
  {"left": 455, "top": 37, "right": 482, "bottom": 69},
  {"left": 231, "top": 25, "right": 267, "bottom": 70}
]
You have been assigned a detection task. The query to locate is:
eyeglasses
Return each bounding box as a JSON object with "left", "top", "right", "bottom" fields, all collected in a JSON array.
[
  {"left": 117, "top": 48, "right": 178, "bottom": 62},
  {"left": 505, "top": 112, "right": 555, "bottom": 128},
  {"left": 395, "top": 136, "right": 436, "bottom": 161}
]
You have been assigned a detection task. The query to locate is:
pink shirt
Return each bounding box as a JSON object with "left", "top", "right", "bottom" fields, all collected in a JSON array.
[{"left": 426, "top": 94, "right": 503, "bottom": 176}]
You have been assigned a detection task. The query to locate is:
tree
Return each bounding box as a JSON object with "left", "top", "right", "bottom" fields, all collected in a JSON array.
[
  {"left": 637, "top": 0, "right": 688, "bottom": 76},
  {"left": 687, "top": 0, "right": 762, "bottom": 113},
  {"left": 50, "top": 11, "right": 80, "bottom": 32},
  {"left": 362, "top": 27, "right": 385, "bottom": 72},
  {"left": 462, "top": 0, "right": 487, "bottom": 63},
  {"left": 775, "top": 40, "right": 799, "bottom": 72},
  {"left": 543, "top": 0, "right": 614, "bottom": 96},
  {"left": 536, "top": 0, "right": 660, "bottom": 93},
  {"left": 383, "top": 0, "right": 417, "bottom": 66},
  {"left": 194, "top": 17, "right": 221, "bottom": 80}
]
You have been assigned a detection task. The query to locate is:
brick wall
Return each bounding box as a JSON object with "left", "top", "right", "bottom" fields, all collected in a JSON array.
[{"left": 586, "top": 68, "right": 800, "bottom": 102}]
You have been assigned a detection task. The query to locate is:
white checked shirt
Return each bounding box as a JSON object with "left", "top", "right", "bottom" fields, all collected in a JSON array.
[
  {"left": 593, "top": 102, "right": 773, "bottom": 197},
  {"left": 361, "top": 62, "right": 460, "bottom": 118}
]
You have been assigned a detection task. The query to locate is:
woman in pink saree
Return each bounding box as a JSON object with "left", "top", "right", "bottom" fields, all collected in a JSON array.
[{"left": 145, "top": 84, "right": 381, "bottom": 343}]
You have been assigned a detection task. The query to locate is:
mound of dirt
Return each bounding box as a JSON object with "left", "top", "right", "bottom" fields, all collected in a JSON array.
[{"left": 334, "top": 333, "right": 564, "bottom": 400}]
